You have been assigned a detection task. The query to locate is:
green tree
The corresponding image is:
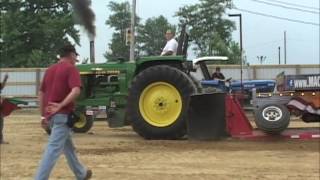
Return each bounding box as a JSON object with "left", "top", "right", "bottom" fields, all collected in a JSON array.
[
  {"left": 105, "top": 1, "right": 140, "bottom": 61},
  {"left": 176, "top": 0, "right": 241, "bottom": 64},
  {"left": 136, "top": 16, "right": 175, "bottom": 56},
  {"left": 0, "top": 0, "right": 79, "bottom": 67}
]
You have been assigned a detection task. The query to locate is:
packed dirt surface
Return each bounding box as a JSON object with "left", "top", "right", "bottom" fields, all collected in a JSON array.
[{"left": 1, "top": 109, "right": 319, "bottom": 180}]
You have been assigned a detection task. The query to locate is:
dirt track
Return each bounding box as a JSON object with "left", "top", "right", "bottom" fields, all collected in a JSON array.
[{"left": 0, "top": 109, "right": 319, "bottom": 180}]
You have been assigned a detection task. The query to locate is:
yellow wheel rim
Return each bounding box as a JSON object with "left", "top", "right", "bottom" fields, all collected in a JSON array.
[
  {"left": 139, "top": 82, "right": 182, "bottom": 127},
  {"left": 74, "top": 114, "right": 86, "bottom": 128}
]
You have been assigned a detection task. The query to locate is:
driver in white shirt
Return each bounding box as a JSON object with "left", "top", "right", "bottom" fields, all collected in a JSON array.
[{"left": 161, "top": 30, "right": 178, "bottom": 56}]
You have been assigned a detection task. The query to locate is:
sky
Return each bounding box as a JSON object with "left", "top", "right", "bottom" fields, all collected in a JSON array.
[{"left": 76, "top": 0, "right": 320, "bottom": 65}]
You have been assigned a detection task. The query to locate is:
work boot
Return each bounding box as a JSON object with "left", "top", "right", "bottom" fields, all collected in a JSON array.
[
  {"left": 0, "top": 140, "right": 9, "bottom": 144},
  {"left": 84, "top": 169, "right": 92, "bottom": 180}
]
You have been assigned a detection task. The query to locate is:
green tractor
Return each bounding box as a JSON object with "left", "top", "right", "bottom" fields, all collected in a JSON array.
[
  {"left": 74, "top": 54, "right": 198, "bottom": 139},
  {"left": 72, "top": 26, "right": 202, "bottom": 139}
]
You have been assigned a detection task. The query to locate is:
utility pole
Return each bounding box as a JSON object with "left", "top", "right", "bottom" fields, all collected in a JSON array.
[
  {"left": 278, "top": 46, "right": 281, "bottom": 65},
  {"left": 228, "top": 13, "right": 243, "bottom": 91},
  {"left": 284, "top": 31, "right": 287, "bottom": 64},
  {"left": 129, "top": 0, "right": 136, "bottom": 62}
]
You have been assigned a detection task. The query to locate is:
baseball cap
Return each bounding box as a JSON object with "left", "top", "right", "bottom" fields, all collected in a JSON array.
[{"left": 59, "top": 44, "right": 79, "bottom": 57}]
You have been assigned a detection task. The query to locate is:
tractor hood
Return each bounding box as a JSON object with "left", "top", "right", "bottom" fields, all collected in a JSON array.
[{"left": 192, "top": 56, "right": 228, "bottom": 65}]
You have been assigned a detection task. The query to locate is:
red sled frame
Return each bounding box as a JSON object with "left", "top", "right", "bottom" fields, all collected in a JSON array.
[{"left": 225, "top": 95, "right": 320, "bottom": 140}]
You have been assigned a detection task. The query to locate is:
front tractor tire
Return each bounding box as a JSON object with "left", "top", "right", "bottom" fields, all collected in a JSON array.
[
  {"left": 44, "top": 113, "right": 94, "bottom": 135},
  {"left": 127, "top": 65, "right": 196, "bottom": 139},
  {"left": 72, "top": 113, "right": 94, "bottom": 133},
  {"left": 254, "top": 103, "right": 290, "bottom": 134}
]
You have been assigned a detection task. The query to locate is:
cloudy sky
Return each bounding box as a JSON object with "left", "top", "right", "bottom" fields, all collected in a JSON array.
[{"left": 76, "top": 0, "right": 319, "bottom": 65}]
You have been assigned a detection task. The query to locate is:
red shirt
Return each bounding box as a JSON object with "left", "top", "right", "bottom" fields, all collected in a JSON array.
[{"left": 40, "top": 59, "right": 81, "bottom": 118}]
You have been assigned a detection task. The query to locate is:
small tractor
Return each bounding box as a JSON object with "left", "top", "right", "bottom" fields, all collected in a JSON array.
[
  {"left": 190, "top": 58, "right": 276, "bottom": 106},
  {"left": 189, "top": 59, "right": 319, "bottom": 135}
]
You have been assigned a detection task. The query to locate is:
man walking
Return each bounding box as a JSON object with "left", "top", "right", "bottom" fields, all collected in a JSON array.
[{"left": 35, "top": 45, "right": 92, "bottom": 180}]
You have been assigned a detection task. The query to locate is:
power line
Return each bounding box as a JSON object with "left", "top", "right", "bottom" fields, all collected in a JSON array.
[
  {"left": 287, "top": 38, "right": 319, "bottom": 43},
  {"left": 245, "top": 39, "right": 282, "bottom": 49},
  {"left": 265, "top": 0, "right": 320, "bottom": 11},
  {"left": 250, "top": 0, "right": 319, "bottom": 14},
  {"left": 233, "top": 7, "right": 320, "bottom": 26}
]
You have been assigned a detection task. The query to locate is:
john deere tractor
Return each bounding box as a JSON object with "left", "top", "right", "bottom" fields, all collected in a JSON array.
[
  {"left": 74, "top": 55, "right": 198, "bottom": 139},
  {"left": 72, "top": 28, "right": 202, "bottom": 139}
]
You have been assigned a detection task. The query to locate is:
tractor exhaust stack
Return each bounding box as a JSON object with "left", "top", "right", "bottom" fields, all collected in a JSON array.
[{"left": 90, "top": 40, "right": 95, "bottom": 64}]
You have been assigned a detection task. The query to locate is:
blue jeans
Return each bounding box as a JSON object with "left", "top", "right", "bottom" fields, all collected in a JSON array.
[{"left": 35, "top": 114, "right": 87, "bottom": 180}]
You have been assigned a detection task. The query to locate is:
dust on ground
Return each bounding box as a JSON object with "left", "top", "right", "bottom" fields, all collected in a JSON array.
[{"left": 0, "top": 109, "right": 319, "bottom": 180}]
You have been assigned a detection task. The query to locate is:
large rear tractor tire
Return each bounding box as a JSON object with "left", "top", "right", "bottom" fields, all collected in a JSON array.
[
  {"left": 254, "top": 103, "right": 290, "bottom": 134},
  {"left": 127, "top": 65, "right": 196, "bottom": 139}
]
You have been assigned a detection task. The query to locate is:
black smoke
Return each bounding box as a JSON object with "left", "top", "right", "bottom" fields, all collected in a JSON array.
[{"left": 72, "top": 0, "right": 96, "bottom": 38}]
